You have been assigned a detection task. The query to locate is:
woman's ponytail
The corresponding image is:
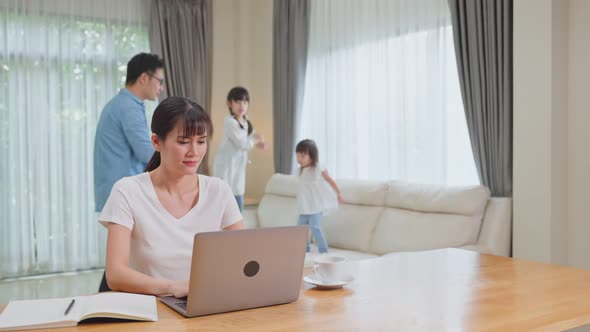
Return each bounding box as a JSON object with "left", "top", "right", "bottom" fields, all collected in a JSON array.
[{"left": 144, "top": 151, "right": 161, "bottom": 172}]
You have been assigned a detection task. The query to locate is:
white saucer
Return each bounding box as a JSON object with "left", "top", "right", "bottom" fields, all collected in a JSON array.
[{"left": 303, "top": 274, "right": 354, "bottom": 289}]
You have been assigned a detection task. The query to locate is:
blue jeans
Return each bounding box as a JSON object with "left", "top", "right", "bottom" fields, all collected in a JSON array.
[
  {"left": 234, "top": 195, "right": 244, "bottom": 213},
  {"left": 297, "top": 213, "right": 328, "bottom": 253}
]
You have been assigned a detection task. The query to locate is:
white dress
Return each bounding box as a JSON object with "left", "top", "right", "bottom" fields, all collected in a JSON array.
[
  {"left": 297, "top": 163, "right": 338, "bottom": 215},
  {"left": 213, "top": 115, "right": 255, "bottom": 196}
]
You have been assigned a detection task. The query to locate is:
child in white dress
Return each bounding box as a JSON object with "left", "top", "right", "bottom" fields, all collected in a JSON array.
[
  {"left": 295, "top": 139, "right": 344, "bottom": 253},
  {"left": 213, "top": 87, "right": 266, "bottom": 212}
]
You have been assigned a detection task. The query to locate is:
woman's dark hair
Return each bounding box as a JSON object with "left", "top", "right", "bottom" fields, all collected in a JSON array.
[
  {"left": 227, "top": 86, "right": 253, "bottom": 135},
  {"left": 144, "top": 97, "right": 213, "bottom": 172},
  {"left": 296, "top": 139, "right": 319, "bottom": 174},
  {"left": 125, "top": 53, "right": 164, "bottom": 85}
]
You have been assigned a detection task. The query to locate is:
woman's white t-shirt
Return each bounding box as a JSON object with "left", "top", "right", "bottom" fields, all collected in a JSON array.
[
  {"left": 297, "top": 163, "right": 338, "bottom": 214},
  {"left": 98, "top": 172, "right": 242, "bottom": 281}
]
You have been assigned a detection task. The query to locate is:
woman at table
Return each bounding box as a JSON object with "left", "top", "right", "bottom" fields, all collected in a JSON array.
[{"left": 98, "top": 96, "right": 244, "bottom": 298}]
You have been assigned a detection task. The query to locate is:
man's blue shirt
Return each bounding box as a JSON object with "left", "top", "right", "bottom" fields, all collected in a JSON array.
[{"left": 93, "top": 88, "right": 154, "bottom": 212}]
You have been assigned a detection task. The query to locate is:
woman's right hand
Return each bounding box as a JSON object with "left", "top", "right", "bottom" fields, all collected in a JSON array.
[{"left": 169, "top": 280, "right": 190, "bottom": 298}]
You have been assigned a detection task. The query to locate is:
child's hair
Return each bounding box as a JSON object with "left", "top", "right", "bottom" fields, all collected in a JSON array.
[
  {"left": 227, "top": 86, "right": 253, "bottom": 135},
  {"left": 296, "top": 139, "right": 319, "bottom": 174},
  {"left": 145, "top": 96, "right": 213, "bottom": 172}
]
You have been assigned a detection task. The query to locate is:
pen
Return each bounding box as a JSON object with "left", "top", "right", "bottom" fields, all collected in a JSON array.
[{"left": 64, "top": 299, "right": 75, "bottom": 315}]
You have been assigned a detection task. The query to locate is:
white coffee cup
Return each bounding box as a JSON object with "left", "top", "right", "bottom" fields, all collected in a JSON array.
[{"left": 312, "top": 255, "right": 352, "bottom": 283}]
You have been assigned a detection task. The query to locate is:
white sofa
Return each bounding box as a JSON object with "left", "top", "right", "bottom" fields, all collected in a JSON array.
[{"left": 243, "top": 174, "right": 512, "bottom": 262}]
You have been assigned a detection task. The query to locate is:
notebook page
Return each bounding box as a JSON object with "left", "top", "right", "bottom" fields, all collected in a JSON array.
[
  {"left": 0, "top": 297, "right": 79, "bottom": 331},
  {"left": 78, "top": 293, "right": 157, "bottom": 321}
]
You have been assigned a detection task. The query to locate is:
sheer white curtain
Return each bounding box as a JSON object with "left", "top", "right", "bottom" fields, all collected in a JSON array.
[
  {"left": 299, "top": 0, "right": 479, "bottom": 185},
  {"left": 0, "top": 0, "right": 151, "bottom": 278}
]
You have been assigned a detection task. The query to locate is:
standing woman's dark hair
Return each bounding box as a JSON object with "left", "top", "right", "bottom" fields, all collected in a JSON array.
[
  {"left": 145, "top": 97, "right": 213, "bottom": 172},
  {"left": 227, "top": 86, "right": 253, "bottom": 135}
]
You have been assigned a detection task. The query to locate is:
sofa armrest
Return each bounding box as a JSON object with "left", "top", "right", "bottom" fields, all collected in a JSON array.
[
  {"left": 475, "top": 197, "right": 512, "bottom": 256},
  {"left": 242, "top": 206, "right": 259, "bottom": 229}
]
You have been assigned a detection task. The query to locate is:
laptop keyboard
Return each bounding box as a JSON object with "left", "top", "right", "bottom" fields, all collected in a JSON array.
[{"left": 175, "top": 301, "right": 187, "bottom": 310}]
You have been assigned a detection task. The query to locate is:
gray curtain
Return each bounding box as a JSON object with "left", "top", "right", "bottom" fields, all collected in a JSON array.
[
  {"left": 448, "top": 0, "right": 513, "bottom": 197},
  {"left": 273, "top": 0, "right": 310, "bottom": 174},
  {"left": 149, "top": 0, "right": 213, "bottom": 174}
]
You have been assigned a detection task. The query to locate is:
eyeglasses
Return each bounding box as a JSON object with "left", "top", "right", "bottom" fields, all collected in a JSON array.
[{"left": 147, "top": 73, "right": 164, "bottom": 86}]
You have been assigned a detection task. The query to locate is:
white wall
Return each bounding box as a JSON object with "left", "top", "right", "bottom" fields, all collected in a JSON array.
[
  {"left": 567, "top": 0, "right": 590, "bottom": 269},
  {"left": 550, "top": 0, "right": 569, "bottom": 265},
  {"left": 210, "top": 0, "right": 274, "bottom": 201},
  {"left": 513, "top": 0, "right": 560, "bottom": 264},
  {"left": 514, "top": 0, "right": 590, "bottom": 268}
]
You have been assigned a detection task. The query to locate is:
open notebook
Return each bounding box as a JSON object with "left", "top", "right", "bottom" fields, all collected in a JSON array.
[{"left": 0, "top": 292, "right": 157, "bottom": 331}]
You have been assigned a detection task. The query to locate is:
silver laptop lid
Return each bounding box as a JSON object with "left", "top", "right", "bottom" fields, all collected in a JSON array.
[{"left": 184, "top": 225, "right": 308, "bottom": 317}]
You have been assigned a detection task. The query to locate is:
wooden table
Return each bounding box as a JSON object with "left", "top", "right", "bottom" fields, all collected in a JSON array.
[{"left": 4, "top": 248, "right": 590, "bottom": 331}]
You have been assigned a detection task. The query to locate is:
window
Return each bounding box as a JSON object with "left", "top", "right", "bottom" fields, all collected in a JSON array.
[
  {"left": 0, "top": 2, "right": 151, "bottom": 278},
  {"left": 298, "top": 0, "right": 479, "bottom": 186}
]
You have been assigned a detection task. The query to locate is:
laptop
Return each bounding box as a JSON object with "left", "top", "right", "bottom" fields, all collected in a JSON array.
[{"left": 160, "top": 225, "right": 309, "bottom": 317}]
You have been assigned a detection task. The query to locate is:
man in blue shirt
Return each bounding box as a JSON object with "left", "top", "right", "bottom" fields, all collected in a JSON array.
[{"left": 94, "top": 53, "right": 165, "bottom": 212}]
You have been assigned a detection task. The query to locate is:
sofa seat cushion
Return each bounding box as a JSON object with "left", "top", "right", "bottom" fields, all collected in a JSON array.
[{"left": 369, "top": 207, "right": 482, "bottom": 255}]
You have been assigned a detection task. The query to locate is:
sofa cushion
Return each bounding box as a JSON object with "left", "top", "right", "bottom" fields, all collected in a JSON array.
[
  {"left": 265, "top": 175, "right": 388, "bottom": 207},
  {"left": 242, "top": 207, "right": 259, "bottom": 229},
  {"left": 369, "top": 207, "right": 482, "bottom": 255},
  {"left": 322, "top": 205, "right": 383, "bottom": 252},
  {"left": 385, "top": 181, "right": 490, "bottom": 217},
  {"left": 265, "top": 174, "right": 298, "bottom": 197},
  {"left": 337, "top": 179, "right": 388, "bottom": 206},
  {"left": 258, "top": 194, "right": 298, "bottom": 228}
]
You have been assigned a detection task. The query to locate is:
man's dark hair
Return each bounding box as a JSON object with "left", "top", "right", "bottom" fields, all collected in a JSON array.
[{"left": 125, "top": 53, "right": 164, "bottom": 85}]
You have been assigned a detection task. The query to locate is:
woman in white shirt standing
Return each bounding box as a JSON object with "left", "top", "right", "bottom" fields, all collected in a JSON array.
[
  {"left": 213, "top": 87, "right": 266, "bottom": 212},
  {"left": 99, "top": 97, "right": 244, "bottom": 298}
]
